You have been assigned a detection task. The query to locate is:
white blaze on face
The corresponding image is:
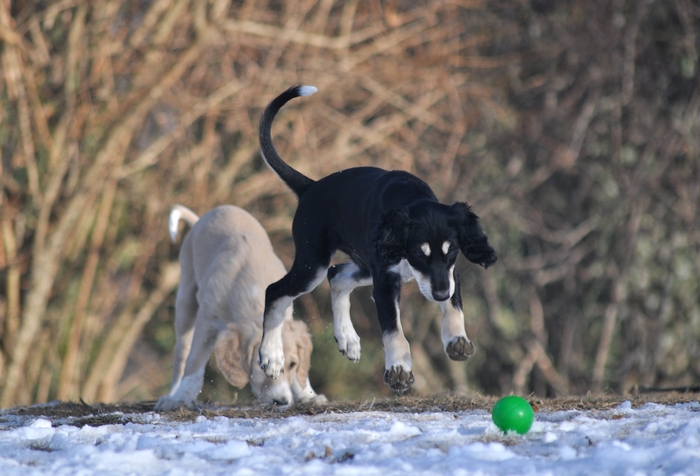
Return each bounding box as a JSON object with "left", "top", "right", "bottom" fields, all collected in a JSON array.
[
  {"left": 421, "top": 243, "right": 431, "bottom": 257},
  {"left": 442, "top": 241, "right": 450, "bottom": 255},
  {"left": 402, "top": 260, "right": 433, "bottom": 301},
  {"left": 406, "top": 261, "right": 457, "bottom": 303}
]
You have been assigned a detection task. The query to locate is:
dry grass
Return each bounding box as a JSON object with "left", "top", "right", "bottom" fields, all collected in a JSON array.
[{"left": 4, "top": 391, "right": 699, "bottom": 427}]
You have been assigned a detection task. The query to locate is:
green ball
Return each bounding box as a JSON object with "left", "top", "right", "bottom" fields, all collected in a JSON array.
[{"left": 491, "top": 396, "right": 534, "bottom": 434}]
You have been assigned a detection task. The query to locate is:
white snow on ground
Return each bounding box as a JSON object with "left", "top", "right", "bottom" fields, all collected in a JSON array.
[{"left": 1, "top": 401, "right": 699, "bottom": 475}]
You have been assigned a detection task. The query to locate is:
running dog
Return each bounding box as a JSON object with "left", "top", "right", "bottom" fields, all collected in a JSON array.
[
  {"left": 257, "top": 85, "right": 497, "bottom": 393},
  {"left": 259, "top": 86, "right": 497, "bottom": 393},
  {"left": 155, "top": 204, "right": 322, "bottom": 411}
]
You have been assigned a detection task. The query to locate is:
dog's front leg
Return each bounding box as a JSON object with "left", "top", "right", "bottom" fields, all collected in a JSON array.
[
  {"left": 260, "top": 265, "right": 328, "bottom": 379},
  {"left": 328, "top": 263, "right": 372, "bottom": 362},
  {"left": 440, "top": 269, "right": 476, "bottom": 361},
  {"left": 373, "top": 269, "right": 415, "bottom": 393},
  {"left": 259, "top": 296, "right": 293, "bottom": 379}
]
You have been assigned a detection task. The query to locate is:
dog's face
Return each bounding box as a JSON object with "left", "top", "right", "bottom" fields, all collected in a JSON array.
[
  {"left": 403, "top": 226, "right": 460, "bottom": 302},
  {"left": 375, "top": 201, "right": 497, "bottom": 302},
  {"left": 215, "top": 320, "right": 314, "bottom": 405}
]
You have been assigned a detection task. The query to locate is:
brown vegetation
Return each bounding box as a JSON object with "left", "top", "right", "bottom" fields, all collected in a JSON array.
[
  {"left": 6, "top": 391, "right": 700, "bottom": 425},
  {"left": 1, "top": 0, "right": 699, "bottom": 408}
]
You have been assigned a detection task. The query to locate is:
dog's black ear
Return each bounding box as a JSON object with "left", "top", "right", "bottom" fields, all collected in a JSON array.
[
  {"left": 373, "top": 208, "right": 411, "bottom": 268},
  {"left": 450, "top": 202, "right": 497, "bottom": 269}
]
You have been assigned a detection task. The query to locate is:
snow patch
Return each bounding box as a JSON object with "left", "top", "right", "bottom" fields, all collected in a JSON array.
[{"left": 0, "top": 404, "right": 699, "bottom": 474}]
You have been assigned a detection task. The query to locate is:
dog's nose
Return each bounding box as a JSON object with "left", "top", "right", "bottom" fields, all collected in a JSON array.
[
  {"left": 432, "top": 289, "right": 451, "bottom": 302},
  {"left": 273, "top": 397, "right": 291, "bottom": 406}
]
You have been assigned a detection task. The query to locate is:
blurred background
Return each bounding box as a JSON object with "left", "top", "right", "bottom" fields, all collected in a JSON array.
[{"left": 1, "top": 0, "right": 699, "bottom": 407}]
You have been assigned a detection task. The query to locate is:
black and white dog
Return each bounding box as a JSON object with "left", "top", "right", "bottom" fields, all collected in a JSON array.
[{"left": 258, "top": 85, "right": 497, "bottom": 393}]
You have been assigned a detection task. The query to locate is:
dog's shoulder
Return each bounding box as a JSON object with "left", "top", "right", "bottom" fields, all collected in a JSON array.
[
  {"left": 381, "top": 170, "right": 434, "bottom": 191},
  {"left": 297, "top": 166, "right": 388, "bottom": 206},
  {"left": 307, "top": 167, "right": 432, "bottom": 201},
  {"left": 368, "top": 170, "right": 437, "bottom": 212}
]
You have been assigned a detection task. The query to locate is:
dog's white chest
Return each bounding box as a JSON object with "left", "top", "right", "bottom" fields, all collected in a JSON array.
[{"left": 390, "top": 260, "right": 417, "bottom": 283}]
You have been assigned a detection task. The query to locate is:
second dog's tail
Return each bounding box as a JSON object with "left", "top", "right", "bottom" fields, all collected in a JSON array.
[
  {"left": 259, "top": 85, "right": 317, "bottom": 199},
  {"left": 169, "top": 205, "right": 199, "bottom": 243}
]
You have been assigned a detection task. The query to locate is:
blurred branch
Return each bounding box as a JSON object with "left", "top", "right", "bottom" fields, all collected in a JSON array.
[
  {"left": 514, "top": 338, "right": 569, "bottom": 396},
  {"left": 95, "top": 262, "right": 180, "bottom": 402},
  {"left": 220, "top": 16, "right": 388, "bottom": 50},
  {"left": 591, "top": 201, "right": 644, "bottom": 391},
  {"left": 119, "top": 80, "right": 245, "bottom": 178},
  {"left": 57, "top": 179, "right": 118, "bottom": 400},
  {"left": 1, "top": 219, "right": 20, "bottom": 352}
]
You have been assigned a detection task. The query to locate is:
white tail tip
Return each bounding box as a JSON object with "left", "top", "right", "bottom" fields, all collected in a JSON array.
[
  {"left": 298, "top": 85, "right": 318, "bottom": 97},
  {"left": 169, "top": 205, "right": 199, "bottom": 243},
  {"left": 168, "top": 208, "right": 183, "bottom": 243}
]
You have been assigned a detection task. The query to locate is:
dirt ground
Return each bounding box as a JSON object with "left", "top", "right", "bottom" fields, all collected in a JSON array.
[{"left": 3, "top": 390, "right": 699, "bottom": 427}]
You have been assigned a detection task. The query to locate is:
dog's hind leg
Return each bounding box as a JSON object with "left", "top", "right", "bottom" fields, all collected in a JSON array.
[
  {"left": 372, "top": 269, "right": 415, "bottom": 393},
  {"left": 327, "top": 262, "right": 372, "bottom": 362},
  {"left": 439, "top": 270, "right": 476, "bottom": 361},
  {"left": 259, "top": 261, "right": 328, "bottom": 379},
  {"left": 165, "top": 257, "right": 198, "bottom": 398}
]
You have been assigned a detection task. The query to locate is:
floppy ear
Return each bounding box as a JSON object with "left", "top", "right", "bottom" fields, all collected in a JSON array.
[
  {"left": 286, "top": 320, "right": 313, "bottom": 384},
  {"left": 214, "top": 324, "right": 255, "bottom": 388},
  {"left": 373, "top": 208, "right": 411, "bottom": 268},
  {"left": 450, "top": 202, "right": 497, "bottom": 269}
]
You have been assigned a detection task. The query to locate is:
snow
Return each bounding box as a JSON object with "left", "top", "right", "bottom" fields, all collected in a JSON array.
[{"left": 1, "top": 401, "right": 699, "bottom": 475}]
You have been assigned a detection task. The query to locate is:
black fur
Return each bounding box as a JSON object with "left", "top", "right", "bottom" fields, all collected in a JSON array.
[
  {"left": 259, "top": 85, "right": 497, "bottom": 392},
  {"left": 259, "top": 86, "right": 315, "bottom": 198}
]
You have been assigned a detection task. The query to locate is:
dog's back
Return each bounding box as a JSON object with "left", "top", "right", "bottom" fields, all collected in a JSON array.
[{"left": 180, "top": 205, "right": 287, "bottom": 325}]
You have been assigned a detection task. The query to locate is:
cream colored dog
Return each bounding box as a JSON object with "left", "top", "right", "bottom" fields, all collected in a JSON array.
[{"left": 155, "top": 205, "right": 322, "bottom": 411}]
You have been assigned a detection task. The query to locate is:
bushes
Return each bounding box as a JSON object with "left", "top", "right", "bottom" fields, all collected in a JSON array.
[{"left": 1, "top": 0, "right": 698, "bottom": 406}]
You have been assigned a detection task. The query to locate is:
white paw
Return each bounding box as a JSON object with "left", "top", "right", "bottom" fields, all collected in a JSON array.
[
  {"left": 258, "top": 336, "right": 285, "bottom": 379},
  {"left": 155, "top": 395, "right": 195, "bottom": 412},
  {"left": 335, "top": 330, "right": 361, "bottom": 362}
]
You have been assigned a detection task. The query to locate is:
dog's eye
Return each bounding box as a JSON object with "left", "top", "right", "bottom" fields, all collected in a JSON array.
[
  {"left": 414, "top": 246, "right": 429, "bottom": 257},
  {"left": 289, "top": 361, "right": 297, "bottom": 369},
  {"left": 442, "top": 241, "right": 454, "bottom": 255}
]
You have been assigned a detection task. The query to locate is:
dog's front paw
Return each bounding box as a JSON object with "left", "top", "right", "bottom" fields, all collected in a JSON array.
[
  {"left": 383, "top": 365, "right": 415, "bottom": 394},
  {"left": 155, "top": 395, "right": 195, "bottom": 412},
  {"left": 301, "top": 394, "right": 328, "bottom": 406},
  {"left": 335, "top": 331, "right": 361, "bottom": 362},
  {"left": 445, "top": 336, "right": 476, "bottom": 361},
  {"left": 258, "top": 339, "right": 285, "bottom": 379}
]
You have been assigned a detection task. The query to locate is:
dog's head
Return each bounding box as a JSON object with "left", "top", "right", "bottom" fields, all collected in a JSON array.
[
  {"left": 374, "top": 201, "right": 497, "bottom": 302},
  {"left": 215, "top": 319, "right": 315, "bottom": 405}
]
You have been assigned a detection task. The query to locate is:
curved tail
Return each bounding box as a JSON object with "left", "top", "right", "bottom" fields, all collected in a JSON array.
[
  {"left": 169, "top": 205, "right": 199, "bottom": 243},
  {"left": 259, "top": 85, "right": 318, "bottom": 199}
]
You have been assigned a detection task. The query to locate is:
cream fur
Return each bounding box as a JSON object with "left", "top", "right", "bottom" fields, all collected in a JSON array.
[{"left": 155, "top": 205, "right": 324, "bottom": 411}]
